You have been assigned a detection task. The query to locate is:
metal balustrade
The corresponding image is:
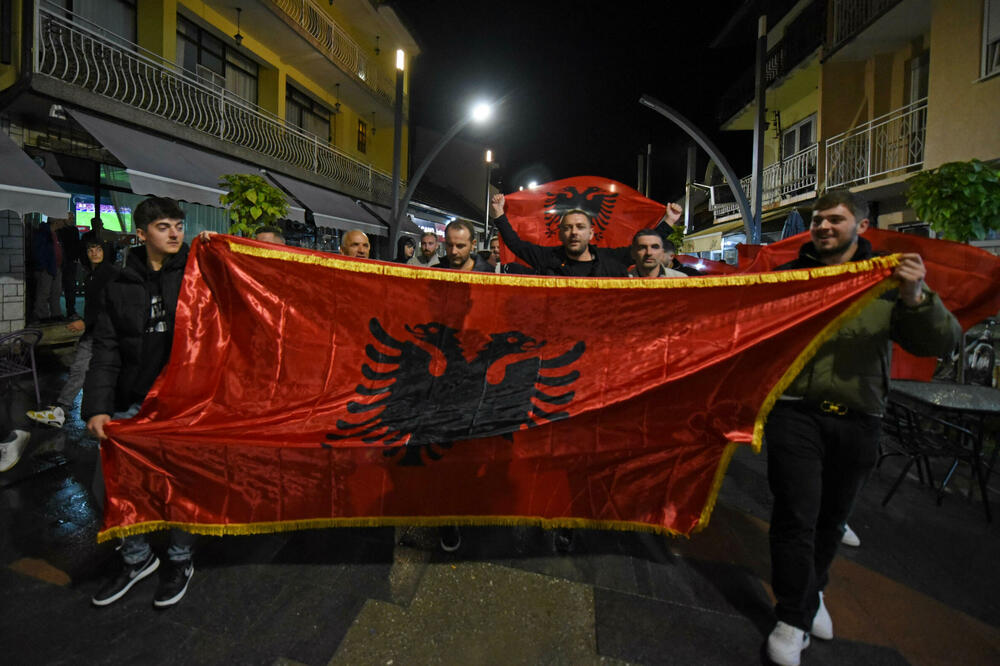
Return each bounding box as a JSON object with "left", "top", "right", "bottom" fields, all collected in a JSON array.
[
  {"left": 711, "top": 145, "right": 818, "bottom": 217},
  {"left": 828, "top": 0, "right": 904, "bottom": 54},
  {"left": 272, "top": 0, "right": 397, "bottom": 106},
  {"left": 34, "top": 6, "right": 396, "bottom": 205},
  {"left": 825, "top": 98, "right": 927, "bottom": 189}
]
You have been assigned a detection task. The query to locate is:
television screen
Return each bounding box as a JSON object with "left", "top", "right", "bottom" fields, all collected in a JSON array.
[{"left": 74, "top": 201, "right": 132, "bottom": 233}]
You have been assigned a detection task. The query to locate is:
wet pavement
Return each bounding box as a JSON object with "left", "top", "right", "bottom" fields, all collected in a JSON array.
[{"left": 2, "top": 329, "right": 998, "bottom": 665}]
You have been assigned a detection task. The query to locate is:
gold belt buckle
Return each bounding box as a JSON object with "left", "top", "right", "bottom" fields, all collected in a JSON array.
[{"left": 820, "top": 400, "right": 848, "bottom": 416}]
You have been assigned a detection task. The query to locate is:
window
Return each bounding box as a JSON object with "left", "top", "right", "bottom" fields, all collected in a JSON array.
[
  {"left": 782, "top": 114, "right": 816, "bottom": 159},
  {"left": 984, "top": 0, "right": 1000, "bottom": 79},
  {"left": 357, "top": 119, "right": 367, "bottom": 154},
  {"left": 286, "top": 84, "right": 332, "bottom": 144},
  {"left": 48, "top": 0, "right": 137, "bottom": 42},
  {"left": 176, "top": 14, "right": 258, "bottom": 104}
]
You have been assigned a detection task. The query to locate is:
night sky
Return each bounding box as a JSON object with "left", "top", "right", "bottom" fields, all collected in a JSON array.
[{"left": 396, "top": 0, "right": 756, "bottom": 203}]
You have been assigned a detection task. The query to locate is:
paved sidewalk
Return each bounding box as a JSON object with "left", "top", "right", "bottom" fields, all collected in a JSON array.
[{"left": 2, "top": 340, "right": 998, "bottom": 665}]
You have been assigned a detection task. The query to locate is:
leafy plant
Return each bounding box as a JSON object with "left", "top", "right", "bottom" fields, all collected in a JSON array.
[
  {"left": 906, "top": 159, "right": 1000, "bottom": 242},
  {"left": 218, "top": 173, "right": 289, "bottom": 236},
  {"left": 666, "top": 223, "right": 686, "bottom": 252}
]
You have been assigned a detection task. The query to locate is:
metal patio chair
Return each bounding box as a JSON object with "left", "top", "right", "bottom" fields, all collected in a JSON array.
[{"left": 0, "top": 328, "right": 42, "bottom": 408}]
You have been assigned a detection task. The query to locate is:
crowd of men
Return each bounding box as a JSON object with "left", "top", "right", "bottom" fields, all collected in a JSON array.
[{"left": 0, "top": 190, "right": 961, "bottom": 666}]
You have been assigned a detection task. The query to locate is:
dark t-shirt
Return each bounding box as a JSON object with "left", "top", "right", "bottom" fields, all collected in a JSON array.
[{"left": 133, "top": 271, "right": 172, "bottom": 403}]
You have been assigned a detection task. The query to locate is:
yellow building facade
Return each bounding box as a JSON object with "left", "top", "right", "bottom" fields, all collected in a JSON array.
[{"left": 698, "top": 0, "right": 1000, "bottom": 256}]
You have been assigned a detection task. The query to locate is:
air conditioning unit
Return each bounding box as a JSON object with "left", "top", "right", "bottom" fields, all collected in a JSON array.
[{"left": 709, "top": 184, "right": 736, "bottom": 208}]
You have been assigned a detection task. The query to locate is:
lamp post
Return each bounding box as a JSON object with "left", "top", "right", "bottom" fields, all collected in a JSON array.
[
  {"left": 389, "top": 101, "right": 493, "bottom": 248},
  {"left": 484, "top": 149, "right": 493, "bottom": 240},
  {"left": 390, "top": 49, "right": 405, "bottom": 230}
]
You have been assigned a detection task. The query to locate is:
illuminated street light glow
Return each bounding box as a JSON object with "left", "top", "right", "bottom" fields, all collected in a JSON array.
[
  {"left": 396, "top": 49, "right": 405, "bottom": 71},
  {"left": 471, "top": 102, "right": 492, "bottom": 123},
  {"left": 528, "top": 181, "right": 538, "bottom": 189},
  {"left": 485, "top": 149, "right": 493, "bottom": 163}
]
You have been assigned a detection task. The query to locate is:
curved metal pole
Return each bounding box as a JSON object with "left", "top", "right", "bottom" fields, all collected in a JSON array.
[
  {"left": 639, "top": 94, "right": 757, "bottom": 243},
  {"left": 390, "top": 117, "right": 469, "bottom": 248}
]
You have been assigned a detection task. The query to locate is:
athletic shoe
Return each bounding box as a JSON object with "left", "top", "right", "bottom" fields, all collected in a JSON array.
[
  {"left": 27, "top": 405, "right": 66, "bottom": 428},
  {"left": 841, "top": 524, "right": 860, "bottom": 547},
  {"left": 553, "top": 528, "right": 574, "bottom": 554},
  {"left": 766, "top": 621, "right": 810, "bottom": 666},
  {"left": 153, "top": 560, "right": 194, "bottom": 607},
  {"left": 0, "top": 430, "right": 31, "bottom": 472},
  {"left": 811, "top": 591, "right": 834, "bottom": 640},
  {"left": 439, "top": 526, "right": 462, "bottom": 552},
  {"left": 92, "top": 553, "right": 159, "bottom": 606}
]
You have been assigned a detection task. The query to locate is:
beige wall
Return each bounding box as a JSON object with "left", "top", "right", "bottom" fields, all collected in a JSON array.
[{"left": 924, "top": 0, "right": 1000, "bottom": 167}]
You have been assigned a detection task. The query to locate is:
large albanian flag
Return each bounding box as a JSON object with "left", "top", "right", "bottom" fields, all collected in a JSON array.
[{"left": 97, "top": 235, "right": 903, "bottom": 541}]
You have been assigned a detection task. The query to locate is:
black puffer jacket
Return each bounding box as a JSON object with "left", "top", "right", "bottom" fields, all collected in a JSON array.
[
  {"left": 81, "top": 258, "right": 119, "bottom": 336},
  {"left": 82, "top": 244, "right": 190, "bottom": 419}
]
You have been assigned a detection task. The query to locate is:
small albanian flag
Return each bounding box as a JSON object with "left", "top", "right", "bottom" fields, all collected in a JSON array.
[{"left": 499, "top": 176, "right": 666, "bottom": 265}]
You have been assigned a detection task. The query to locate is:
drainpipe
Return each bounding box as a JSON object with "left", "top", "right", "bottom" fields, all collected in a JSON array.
[{"left": 0, "top": 0, "right": 35, "bottom": 114}]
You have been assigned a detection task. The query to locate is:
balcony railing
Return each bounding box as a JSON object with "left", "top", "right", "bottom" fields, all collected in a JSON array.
[
  {"left": 717, "top": 0, "right": 823, "bottom": 124},
  {"left": 825, "top": 98, "right": 927, "bottom": 189},
  {"left": 271, "top": 0, "right": 397, "bottom": 107},
  {"left": 34, "top": 5, "right": 396, "bottom": 205},
  {"left": 711, "top": 144, "right": 818, "bottom": 217},
  {"left": 827, "top": 0, "right": 904, "bottom": 55}
]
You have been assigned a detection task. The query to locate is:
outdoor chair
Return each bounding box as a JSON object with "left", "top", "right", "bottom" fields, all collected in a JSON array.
[
  {"left": 880, "top": 397, "right": 991, "bottom": 520},
  {"left": 0, "top": 328, "right": 42, "bottom": 408}
]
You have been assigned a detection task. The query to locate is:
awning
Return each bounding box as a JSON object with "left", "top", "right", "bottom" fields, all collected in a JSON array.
[
  {"left": 68, "top": 110, "right": 303, "bottom": 222},
  {"left": 360, "top": 202, "right": 424, "bottom": 238},
  {"left": 0, "top": 131, "right": 71, "bottom": 218},
  {"left": 267, "top": 172, "right": 386, "bottom": 237}
]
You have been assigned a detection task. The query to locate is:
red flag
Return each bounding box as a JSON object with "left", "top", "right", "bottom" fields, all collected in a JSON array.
[
  {"left": 98, "top": 237, "right": 901, "bottom": 541},
  {"left": 498, "top": 176, "right": 666, "bottom": 266},
  {"left": 738, "top": 229, "right": 1000, "bottom": 379}
]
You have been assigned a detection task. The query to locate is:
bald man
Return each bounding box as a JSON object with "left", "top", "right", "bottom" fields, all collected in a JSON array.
[{"left": 340, "top": 230, "right": 370, "bottom": 258}]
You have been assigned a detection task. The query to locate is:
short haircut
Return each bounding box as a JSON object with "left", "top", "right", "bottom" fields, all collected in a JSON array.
[
  {"left": 420, "top": 231, "right": 438, "bottom": 242},
  {"left": 445, "top": 219, "right": 475, "bottom": 240},
  {"left": 133, "top": 197, "right": 185, "bottom": 231},
  {"left": 560, "top": 209, "right": 593, "bottom": 225},
  {"left": 254, "top": 224, "right": 285, "bottom": 241},
  {"left": 631, "top": 228, "right": 664, "bottom": 246},
  {"left": 814, "top": 189, "right": 869, "bottom": 222}
]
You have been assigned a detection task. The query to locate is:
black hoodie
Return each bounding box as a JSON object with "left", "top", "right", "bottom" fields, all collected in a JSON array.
[{"left": 82, "top": 243, "right": 191, "bottom": 418}]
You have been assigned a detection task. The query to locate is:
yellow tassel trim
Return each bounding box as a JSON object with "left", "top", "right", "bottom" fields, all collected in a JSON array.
[
  {"left": 98, "top": 514, "right": 693, "bottom": 543},
  {"left": 227, "top": 239, "right": 902, "bottom": 291}
]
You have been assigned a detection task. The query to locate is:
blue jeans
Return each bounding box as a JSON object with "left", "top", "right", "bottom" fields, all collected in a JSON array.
[{"left": 95, "top": 403, "right": 195, "bottom": 565}]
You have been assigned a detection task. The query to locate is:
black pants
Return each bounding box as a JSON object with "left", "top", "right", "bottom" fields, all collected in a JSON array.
[
  {"left": 62, "top": 263, "right": 77, "bottom": 316},
  {"left": 765, "top": 401, "right": 880, "bottom": 630}
]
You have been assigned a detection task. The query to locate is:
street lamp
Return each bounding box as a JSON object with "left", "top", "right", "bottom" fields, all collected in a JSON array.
[
  {"left": 483, "top": 149, "right": 494, "bottom": 239},
  {"left": 390, "top": 100, "right": 495, "bottom": 248},
  {"left": 390, "top": 49, "right": 405, "bottom": 231}
]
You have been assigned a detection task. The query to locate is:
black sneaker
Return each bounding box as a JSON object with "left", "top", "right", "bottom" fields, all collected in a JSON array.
[
  {"left": 92, "top": 553, "right": 159, "bottom": 606},
  {"left": 439, "top": 526, "right": 462, "bottom": 553},
  {"left": 553, "top": 529, "right": 574, "bottom": 554},
  {"left": 153, "top": 560, "right": 193, "bottom": 608}
]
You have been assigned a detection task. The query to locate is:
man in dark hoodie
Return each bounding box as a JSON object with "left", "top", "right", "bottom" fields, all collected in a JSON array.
[
  {"left": 27, "top": 232, "right": 118, "bottom": 428},
  {"left": 83, "top": 197, "right": 196, "bottom": 609},
  {"left": 764, "top": 190, "right": 960, "bottom": 666}
]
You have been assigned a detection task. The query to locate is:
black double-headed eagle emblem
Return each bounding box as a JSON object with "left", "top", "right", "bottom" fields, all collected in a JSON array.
[
  {"left": 325, "top": 318, "right": 586, "bottom": 466},
  {"left": 543, "top": 185, "right": 618, "bottom": 241}
]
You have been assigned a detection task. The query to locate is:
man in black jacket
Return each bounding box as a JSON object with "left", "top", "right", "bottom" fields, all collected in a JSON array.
[
  {"left": 83, "top": 197, "right": 197, "bottom": 609},
  {"left": 28, "top": 233, "right": 118, "bottom": 428}
]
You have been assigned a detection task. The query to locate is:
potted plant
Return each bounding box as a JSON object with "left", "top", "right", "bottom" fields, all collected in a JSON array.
[
  {"left": 906, "top": 159, "right": 1000, "bottom": 242},
  {"left": 218, "top": 173, "right": 289, "bottom": 237}
]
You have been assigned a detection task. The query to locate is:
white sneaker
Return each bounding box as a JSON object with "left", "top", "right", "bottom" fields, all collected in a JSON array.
[
  {"left": 811, "top": 591, "right": 834, "bottom": 640},
  {"left": 0, "top": 430, "right": 31, "bottom": 472},
  {"left": 841, "top": 524, "right": 860, "bottom": 547},
  {"left": 26, "top": 405, "right": 66, "bottom": 428},
  {"left": 767, "top": 621, "right": 810, "bottom": 666}
]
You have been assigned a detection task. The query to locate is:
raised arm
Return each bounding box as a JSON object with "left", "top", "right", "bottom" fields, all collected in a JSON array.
[{"left": 491, "top": 193, "right": 553, "bottom": 271}]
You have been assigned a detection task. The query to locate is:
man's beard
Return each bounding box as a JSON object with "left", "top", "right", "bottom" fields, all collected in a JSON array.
[{"left": 814, "top": 234, "right": 857, "bottom": 258}]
